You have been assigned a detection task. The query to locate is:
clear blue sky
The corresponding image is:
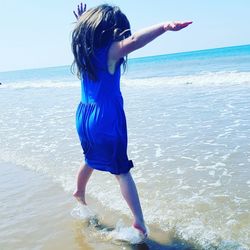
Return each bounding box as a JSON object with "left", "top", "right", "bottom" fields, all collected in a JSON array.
[{"left": 0, "top": 0, "right": 249, "bottom": 72}]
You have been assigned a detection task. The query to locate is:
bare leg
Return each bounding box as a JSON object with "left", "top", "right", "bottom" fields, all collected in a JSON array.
[
  {"left": 73, "top": 163, "right": 93, "bottom": 205},
  {"left": 115, "top": 172, "right": 147, "bottom": 236}
]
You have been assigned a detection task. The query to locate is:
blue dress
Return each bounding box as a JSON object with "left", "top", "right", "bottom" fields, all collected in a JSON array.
[{"left": 76, "top": 44, "right": 133, "bottom": 175}]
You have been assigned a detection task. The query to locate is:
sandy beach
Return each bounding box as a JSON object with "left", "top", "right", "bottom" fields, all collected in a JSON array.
[
  {"left": 1, "top": 162, "right": 199, "bottom": 250},
  {"left": 0, "top": 162, "right": 90, "bottom": 250}
]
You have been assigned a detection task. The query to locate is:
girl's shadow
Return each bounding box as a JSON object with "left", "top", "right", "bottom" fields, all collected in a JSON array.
[{"left": 131, "top": 240, "right": 195, "bottom": 250}]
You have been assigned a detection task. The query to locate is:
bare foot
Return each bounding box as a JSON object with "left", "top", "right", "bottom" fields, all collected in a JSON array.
[
  {"left": 73, "top": 190, "right": 87, "bottom": 205},
  {"left": 133, "top": 222, "right": 148, "bottom": 238}
]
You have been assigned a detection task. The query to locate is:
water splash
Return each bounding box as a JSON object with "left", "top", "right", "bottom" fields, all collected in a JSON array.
[
  {"left": 102, "top": 219, "right": 147, "bottom": 245},
  {"left": 70, "top": 203, "right": 97, "bottom": 221}
]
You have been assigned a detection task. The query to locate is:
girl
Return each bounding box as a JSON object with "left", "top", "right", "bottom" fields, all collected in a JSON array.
[{"left": 72, "top": 3, "right": 192, "bottom": 238}]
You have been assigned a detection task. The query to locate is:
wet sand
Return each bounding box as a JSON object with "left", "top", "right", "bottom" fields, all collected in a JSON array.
[
  {"left": 0, "top": 162, "right": 92, "bottom": 250},
  {"left": 0, "top": 162, "right": 196, "bottom": 250}
]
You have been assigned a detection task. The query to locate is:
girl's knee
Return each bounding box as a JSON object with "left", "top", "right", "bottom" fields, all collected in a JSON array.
[
  {"left": 114, "top": 173, "right": 121, "bottom": 181},
  {"left": 114, "top": 171, "right": 131, "bottom": 180}
]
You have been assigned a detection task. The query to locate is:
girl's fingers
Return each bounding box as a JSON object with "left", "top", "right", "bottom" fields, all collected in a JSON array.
[
  {"left": 78, "top": 3, "right": 86, "bottom": 15},
  {"left": 73, "top": 10, "right": 78, "bottom": 19},
  {"left": 183, "top": 21, "right": 193, "bottom": 27},
  {"left": 178, "top": 21, "right": 192, "bottom": 30},
  {"left": 181, "top": 23, "right": 189, "bottom": 28}
]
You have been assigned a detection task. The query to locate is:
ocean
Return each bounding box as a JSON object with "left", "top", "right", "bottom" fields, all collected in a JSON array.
[{"left": 0, "top": 44, "right": 250, "bottom": 250}]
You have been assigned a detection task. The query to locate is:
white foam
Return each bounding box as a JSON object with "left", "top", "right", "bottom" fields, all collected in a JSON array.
[
  {"left": 176, "top": 167, "right": 185, "bottom": 175},
  {"left": 155, "top": 147, "right": 163, "bottom": 158},
  {"left": 1, "top": 80, "right": 79, "bottom": 89},
  {"left": 217, "top": 240, "right": 248, "bottom": 250},
  {"left": 209, "top": 170, "right": 216, "bottom": 176},
  {"left": 208, "top": 179, "right": 222, "bottom": 187},
  {"left": 2, "top": 71, "right": 250, "bottom": 90},
  {"left": 70, "top": 203, "right": 96, "bottom": 220},
  {"left": 122, "top": 71, "right": 250, "bottom": 87},
  {"left": 104, "top": 219, "right": 148, "bottom": 244}
]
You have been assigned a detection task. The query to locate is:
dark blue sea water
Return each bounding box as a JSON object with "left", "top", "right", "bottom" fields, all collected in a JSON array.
[
  {"left": 127, "top": 44, "right": 250, "bottom": 78},
  {"left": 0, "top": 44, "right": 250, "bottom": 86}
]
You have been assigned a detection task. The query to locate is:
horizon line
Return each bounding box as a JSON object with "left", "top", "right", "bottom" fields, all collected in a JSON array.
[
  {"left": 129, "top": 43, "right": 250, "bottom": 61},
  {"left": 0, "top": 43, "right": 249, "bottom": 74}
]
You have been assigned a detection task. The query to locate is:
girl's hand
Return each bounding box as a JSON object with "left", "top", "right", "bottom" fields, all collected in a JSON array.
[
  {"left": 73, "top": 3, "right": 86, "bottom": 20},
  {"left": 164, "top": 21, "right": 193, "bottom": 31}
]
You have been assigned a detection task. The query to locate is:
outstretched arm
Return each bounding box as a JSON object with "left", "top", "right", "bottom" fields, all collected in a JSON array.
[{"left": 109, "top": 21, "right": 192, "bottom": 61}]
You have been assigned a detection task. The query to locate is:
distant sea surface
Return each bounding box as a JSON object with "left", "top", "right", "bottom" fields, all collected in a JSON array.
[{"left": 1, "top": 44, "right": 250, "bottom": 249}]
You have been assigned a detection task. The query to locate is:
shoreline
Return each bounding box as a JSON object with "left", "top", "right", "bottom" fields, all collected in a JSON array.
[{"left": 0, "top": 161, "right": 199, "bottom": 250}]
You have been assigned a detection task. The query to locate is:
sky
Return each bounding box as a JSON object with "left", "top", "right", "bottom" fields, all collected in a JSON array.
[{"left": 0, "top": 0, "right": 249, "bottom": 72}]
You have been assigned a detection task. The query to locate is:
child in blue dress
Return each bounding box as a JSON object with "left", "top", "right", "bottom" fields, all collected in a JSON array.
[{"left": 72, "top": 3, "right": 192, "bottom": 238}]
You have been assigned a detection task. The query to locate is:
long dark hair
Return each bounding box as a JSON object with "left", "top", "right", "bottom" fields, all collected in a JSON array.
[{"left": 71, "top": 4, "right": 131, "bottom": 80}]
